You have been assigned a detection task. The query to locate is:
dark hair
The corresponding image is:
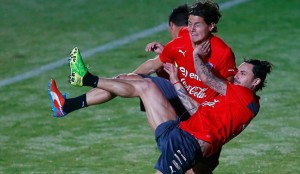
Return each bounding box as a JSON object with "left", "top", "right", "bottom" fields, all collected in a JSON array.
[
  {"left": 169, "top": 4, "right": 189, "bottom": 27},
  {"left": 244, "top": 59, "right": 273, "bottom": 91},
  {"left": 189, "top": 0, "right": 221, "bottom": 33}
]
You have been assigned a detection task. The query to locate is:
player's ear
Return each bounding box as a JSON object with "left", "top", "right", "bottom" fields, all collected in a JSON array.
[
  {"left": 252, "top": 78, "right": 261, "bottom": 88},
  {"left": 169, "top": 21, "right": 175, "bottom": 28},
  {"left": 209, "top": 22, "right": 216, "bottom": 32}
]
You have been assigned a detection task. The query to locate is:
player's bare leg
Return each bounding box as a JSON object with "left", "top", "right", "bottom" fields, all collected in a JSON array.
[
  {"left": 85, "top": 88, "right": 116, "bottom": 105},
  {"left": 95, "top": 77, "right": 177, "bottom": 131},
  {"left": 85, "top": 73, "right": 144, "bottom": 106}
]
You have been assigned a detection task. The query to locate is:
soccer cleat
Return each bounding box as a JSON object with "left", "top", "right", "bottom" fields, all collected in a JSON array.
[
  {"left": 68, "top": 47, "right": 88, "bottom": 86},
  {"left": 48, "top": 79, "right": 67, "bottom": 117}
]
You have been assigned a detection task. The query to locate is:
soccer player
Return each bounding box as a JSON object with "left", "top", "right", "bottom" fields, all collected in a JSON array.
[
  {"left": 48, "top": 42, "right": 273, "bottom": 173},
  {"left": 49, "top": 1, "right": 237, "bottom": 173}
]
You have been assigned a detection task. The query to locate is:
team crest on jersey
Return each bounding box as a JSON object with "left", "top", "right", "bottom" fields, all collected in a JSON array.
[{"left": 205, "top": 62, "right": 214, "bottom": 71}]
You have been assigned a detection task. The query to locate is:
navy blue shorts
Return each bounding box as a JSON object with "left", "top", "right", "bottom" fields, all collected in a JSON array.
[
  {"left": 140, "top": 75, "right": 221, "bottom": 172},
  {"left": 139, "top": 74, "right": 190, "bottom": 120},
  {"left": 154, "top": 119, "right": 202, "bottom": 174}
]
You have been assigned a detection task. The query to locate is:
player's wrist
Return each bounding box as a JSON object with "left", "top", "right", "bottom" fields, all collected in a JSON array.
[{"left": 172, "top": 81, "right": 180, "bottom": 85}]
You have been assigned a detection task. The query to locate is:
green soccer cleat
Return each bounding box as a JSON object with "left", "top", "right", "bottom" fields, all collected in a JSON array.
[{"left": 68, "top": 47, "right": 88, "bottom": 86}]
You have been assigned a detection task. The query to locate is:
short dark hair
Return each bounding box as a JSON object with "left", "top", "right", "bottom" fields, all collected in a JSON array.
[
  {"left": 244, "top": 59, "right": 273, "bottom": 91},
  {"left": 189, "top": 0, "right": 222, "bottom": 33},
  {"left": 169, "top": 4, "right": 189, "bottom": 27}
]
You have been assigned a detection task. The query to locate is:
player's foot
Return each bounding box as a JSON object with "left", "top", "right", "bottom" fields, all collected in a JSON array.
[
  {"left": 48, "top": 79, "right": 67, "bottom": 117},
  {"left": 68, "top": 47, "right": 88, "bottom": 86}
]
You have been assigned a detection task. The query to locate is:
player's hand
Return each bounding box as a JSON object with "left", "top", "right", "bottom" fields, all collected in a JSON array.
[
  {"left": 194, "top": 40, "right": 211, "bottom": 58},
  {"left": 163, "top": 63, "right": 179, "bottom": 84},
  {"left": 145, "top": 42, "right": 164, "bottom": 54}
]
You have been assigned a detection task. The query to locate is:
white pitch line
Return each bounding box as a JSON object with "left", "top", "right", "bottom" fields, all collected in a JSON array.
[{"left": 0, "top": 0, "right": 250, "bottom": 88}]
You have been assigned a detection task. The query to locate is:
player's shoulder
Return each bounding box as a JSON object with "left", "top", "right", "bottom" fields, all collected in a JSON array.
[
  {"left": 178, "top": 27, "right": 189, "bottom": 37},
  {"left": 211, "top": 35, "right": 231, "bottom": 50},
  {"left": 166, "top": 33, "right": 190, "bottom": 48},
  {"left": 228, "top": 84, "right": 255, "bottom": 98},
  {"left": 210, "top": 35, "right": 235, "bottom": 60}
]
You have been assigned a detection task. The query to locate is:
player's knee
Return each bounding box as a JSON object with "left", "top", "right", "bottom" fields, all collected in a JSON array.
[
  {"left": 141, "top": 78, "right": 158, "bottom": 92},
  {"left": 130, "top": 78, "right": 157, "bottom": 96}
]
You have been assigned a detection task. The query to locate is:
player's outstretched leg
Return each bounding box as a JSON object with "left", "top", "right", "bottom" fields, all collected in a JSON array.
[
  {"left": 68, "top": 47, "right": 88, "bottom": 86},
  {"left": 95, "top": 77, "right": 177, "bottom": 131},
  {"left": 48, "top": 79, "right": 67, "bottom": 117}
]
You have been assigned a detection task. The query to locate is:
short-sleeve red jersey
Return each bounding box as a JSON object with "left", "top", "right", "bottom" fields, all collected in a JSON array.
[
  {"left": 179, "top": 83, "right": 260, "bottom": 155},
  {"left": 159, "top": 27, "right": 237, "bottom": 104},
  {"left": 155, "top": 28, "right": 190, "bottom": 79}
]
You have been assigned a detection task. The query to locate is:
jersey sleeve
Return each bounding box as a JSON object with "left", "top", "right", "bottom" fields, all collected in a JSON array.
[
  {"left": 217, "top": 47, "right": 237, "bottom": 79},
  {"left": 159, "top": 41, "right": 175, "bottom": 63}
]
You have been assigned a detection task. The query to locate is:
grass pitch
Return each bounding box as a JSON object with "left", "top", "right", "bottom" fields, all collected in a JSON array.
[{"left": 0, "top": 0, "right": 299, "bottom": 173}]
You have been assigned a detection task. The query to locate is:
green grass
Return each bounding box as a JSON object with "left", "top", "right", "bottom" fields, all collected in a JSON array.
[{"left": 0, "top": 0, "right": 299, "bottom": 173}]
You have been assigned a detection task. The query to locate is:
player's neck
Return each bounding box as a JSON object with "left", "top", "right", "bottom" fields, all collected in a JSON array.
[{"left": 193, "top": 34, "right": 213, "bottom": 48}]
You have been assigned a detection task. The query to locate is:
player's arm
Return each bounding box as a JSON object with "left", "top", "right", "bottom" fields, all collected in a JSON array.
[
  {"left": 164, "top": 63, "right": 200, "bottom": 115},
  {"left": 132, "top": 41, "right": 165, "bottom": 75},
  {"left": 194, "top": 41, "right": 227, "bottom": 95},
  {"left": 133, "top": 55, "right": 163, "bottom": 75}
]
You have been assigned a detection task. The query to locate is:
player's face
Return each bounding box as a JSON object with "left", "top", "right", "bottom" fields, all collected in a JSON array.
[
  {"left": 188, "top": 15, "right": 212, "bottom": 44},
  {"left": 234, "top": 63, "right": 259, "bottom": 90}
]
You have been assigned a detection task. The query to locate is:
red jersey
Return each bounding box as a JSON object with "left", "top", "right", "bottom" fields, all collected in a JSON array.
[
  {"left": 179, "top": 83, "right": 260, "bottom": 155},
  {"left": 155, "top": 28, "right": 189, "bottom": 78},
  {"left": 177, "top": 27, "right": 190, "bottom": 38},
  {"left": 159, "top": 27, "right": 237, "bottom": 104}
]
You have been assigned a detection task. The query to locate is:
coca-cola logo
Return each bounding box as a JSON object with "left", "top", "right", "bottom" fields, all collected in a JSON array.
[{"left": 180, "top": 79, "right": 208, "bottom": 99}]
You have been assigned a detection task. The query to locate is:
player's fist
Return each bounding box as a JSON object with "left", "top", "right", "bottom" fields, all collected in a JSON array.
[{"left": 145, "top": 42, "right": 164, "bottom": 54}]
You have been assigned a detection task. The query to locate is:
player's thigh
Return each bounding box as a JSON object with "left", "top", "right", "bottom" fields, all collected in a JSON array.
[
  {"left": 137, "top": 79, "right": 177, "bottom": 125},
  {"left": 116, "top": 73, "right": 143, "bottom": 80}
]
